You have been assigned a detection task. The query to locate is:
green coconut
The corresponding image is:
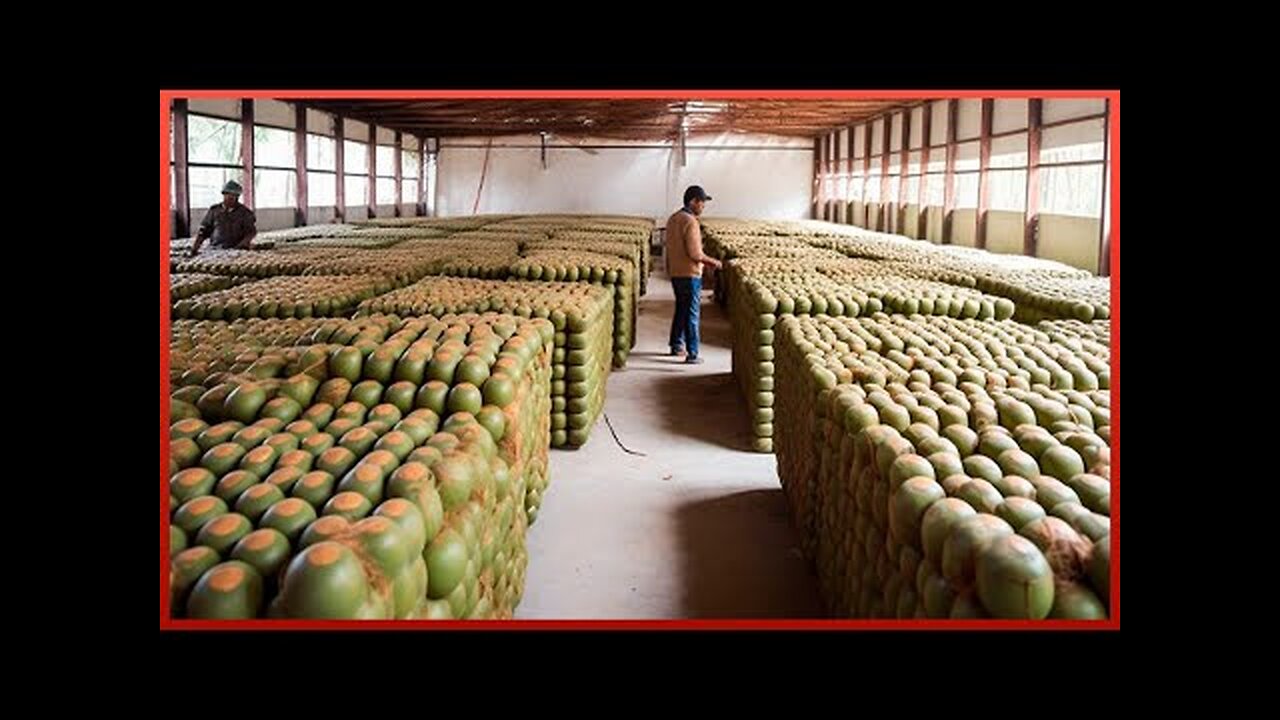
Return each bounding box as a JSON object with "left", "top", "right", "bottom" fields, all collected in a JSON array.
[
  {"left": 291, "top": 470, "right": 337, "bottom": 508},
  {"left": 888, "top": 454, "right": 936, "bottom": 492},
  {"left": 338, "top": 463, "right": 387, "bottom": 506},
  {"left": 978, "top": 431, "right": 1020, "bottom": 459},
  {"left": 920, "top": 497, "right": 978, "bottom": 564},
  {"left": 233, "top": 483, "right": 286, "bottom": 523},
  {"left": 186, "top": 561, "right": 264, "bottom": 619},
  {"left": 994, "top": 497, "right": 1047, "bottom": 530},
  {"left": 230, "top": 528, "right": 292, "bottom": 579},
  {"left": 1048, "top": 580, "right": 1107, "bottom": 619},
  {"left": 1065, "top": 473, "right": 1109, "bottom": 507},
  {"left": 170, "top": 438, "right": 202, "bottom": 470},
  {"left": 258, "top": 498, "right": 318, "bottom": 544},
  {"left": 200, "top": 442, "right": 248, "bottom": 479},
  {"left": 1019, "top": 516, "right": 1092, "bottom": 581},
  {"left": 315, "top": 446, "right": 359, "bottom": 479},
  {"left": 194, "top": 512, "right": 254, "bottom": 556},
  {"left": 374, "top": 498, "right": 429, "bottom": 559},
  {"left": 393, "top": 417, "right": 435, "bottom": 447},
  {"left": 171, "top": 468, "right": 218, "bottom": 505},
  {"left": 941, "top": 514, "right": 1013, "bottom": 586},
  {"left": 367, "top": 403, "right": 404, "bottom": 428},
  {"left": 1065, "top": 509, "right": 1110, "bottom": 542},
  {"left": 996, "top": 397, "right": 1036, "bottom": 431},
  {"left": 956, "top": 479, "right": 1004, "bottom": 514},
  {"left": 335, "top": 400, "right": 370, "bottom": 424},
  {"left": 927, "top": 452, "right": 965, "bottom": 482},
  {"left": 1015, "top": 430, "right": 1060, "bottom": 461},
  {"left": 1027, "top": 476, "right": 1080, "bottom": 509},
  {"left": 426, "top": 527, "right": 468, "bottom": 599},
  {"left": 323, "top": 491, "right": 374, "bottom": 522},
  {"left": 214, "top": 469, "right": 260, "bottom": 503},
  {"left": 962, "top": 455, "right": 1003, "bottom": 484},
  {"left": 975, "top": 534, "right": 1055, "bottom": 619},
  {"left": 914, "top": 433, "right": 960, "bottom": 459},
  {"left": 996, "top": 448, "right": 1041, "bottom": 480},
  {"left": 890, "top": 477, "right": 945, "bottom": 546},
  {"left": 279, "top": 541, "right": 373, "bottom": 618},
  {"left": 903, "top": 422, "right": 939, "bottom": 450},
  {"left": 1039, "top": 445, "right": 1086, "bottom": 482},
  {"left": 992, "top": 475, "right": 1037, "bottom": 500},
  {"left": 940, "top": 474, "right": 972, "bottom": 496},
  {"left": 173, "top": 495, "right": 229, "bottom": 535},
  {"left": 169, "top": 546, "right": 220, "bottom": 614},
  {"left": 941, "top": 425, "right": 979, "bottom": 457},
  {"left": 170, "top": 525, "right": 188, "bottom": 556},
  {"left": 1088, "top": 535, "right": 1110, "bottom": 602},
  {"left": 298, "top": 515, "right": 352, "bottom": 551}
]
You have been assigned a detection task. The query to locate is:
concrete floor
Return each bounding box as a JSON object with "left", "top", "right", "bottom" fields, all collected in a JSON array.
[{"left": 517, "top": 270, "right": 824, "bottom": 619}]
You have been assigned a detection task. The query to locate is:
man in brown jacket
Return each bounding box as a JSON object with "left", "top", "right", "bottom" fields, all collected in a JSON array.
[{"left": 664, "top": 185, "right": 722, "bottom": 364}]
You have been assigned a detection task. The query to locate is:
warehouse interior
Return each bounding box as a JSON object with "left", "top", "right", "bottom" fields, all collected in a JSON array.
[{"left": 164, "top": 94, "right": 1115, "bottom": 623}]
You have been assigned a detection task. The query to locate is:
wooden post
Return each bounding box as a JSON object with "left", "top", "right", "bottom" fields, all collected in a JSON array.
[
  {"left": 240, "top": 99, "right": 255, "bottom": 208},
  {"left": 295, "top": 104, "right": 308, "bottom": 227},
  {"left": 334, "top": 116, "right": 345, "bottom": 222},
  {"left": 880, "top": 119, "right": 891, "bottom": 232},
  {"left": 173, "top": 99, "right": 190, "bottom": 237},
  {"left": 1024, "top": 99, "right": 1043, "bottom": 257},
  {"left": 367, "top": 124, "right": 377, "bottom": 218},
  {"left": 899, "top": 110, "right": 910, "bottom": 235},
  {"left": 976, "top": 98, "right": 993, "bottom": 249},
  {"left": 394, "top": 131, "right": 403, "bottom": 218},
  {"left": 919, "top": 102, "right": 932, "bottom": 239}
]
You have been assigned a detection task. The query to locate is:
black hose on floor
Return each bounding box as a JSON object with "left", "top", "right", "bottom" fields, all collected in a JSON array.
[{"left": 602, "top": 412, "right": 647, "bottom": 457}]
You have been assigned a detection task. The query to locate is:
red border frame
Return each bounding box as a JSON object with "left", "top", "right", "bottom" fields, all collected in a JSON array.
[{"left": 161, "top": 89, "right": 1119, "bottom": 630}]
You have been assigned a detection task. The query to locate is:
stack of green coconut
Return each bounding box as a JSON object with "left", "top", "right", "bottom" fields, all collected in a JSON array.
[
  {"left": 351, "top": 215, "right": 517, "bottom": 231},
  {"left": 510, "top": 249, "right": 637, "bottom": 367},
  {"left": 174, "top": 247, "right": 357, "bottom": 277},
  {"left": 435, "top": 239, "right": 524, "bottom": 275},
  {"left": 973, "top": 273, "right": 1111, "bottom": 323},
  {"left": 171, "top": 273, "right": 256, "bottom": 302},
  {"left": 250, "top": 224, "right": 363, "bottom": 249},
  {"left": 721, "top": 256, "right": 1014, "bottom": 452},
  {"left": 524, "top": 237, "right": 644, "bottom": 298},
  {"left": 169, "top": 315, "right": 399, "bottom": 384},
  {"left": 298, "top": 241, "right": 522, "bottom": 285},
  {"left": 168, "top": 312, "right": 553, "bottom": 619},
  {"left": 299, "top": 249, "right": 463, "bottom": 285},
  {"left": 172, "top": 275, "right": 405, "bottom": 320},
  {"left": 358, "top": 277, "right": 615, "bottom": 448},
  {"left": 549, "top": 226, "right": 653, "bottom": 296},
  {"left": 772, "top": 313, "right": 1110, "bottom": 619}
]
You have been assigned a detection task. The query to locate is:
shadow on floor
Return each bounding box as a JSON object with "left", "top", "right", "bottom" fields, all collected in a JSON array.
[
  {"left": 647, "top": 371, "right": 754, "bottom": 450},
  {"left": 674, "top": 489, "right": 824, "bottom": 619}
]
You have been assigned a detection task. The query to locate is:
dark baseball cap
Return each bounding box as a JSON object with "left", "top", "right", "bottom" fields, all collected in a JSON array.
[{"left": 683, "top": 185, "right": 712, "bottom": 204}]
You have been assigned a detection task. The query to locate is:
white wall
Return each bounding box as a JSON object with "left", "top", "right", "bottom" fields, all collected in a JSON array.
[
  {"left": 436, "top": 133, "right": 813, "bottom": 223},
  {"left": 308, "top": 206, "right": 337, "bottom": 225},
  {"left": 256, "top": 208, "right": 295, "bottom": 232}
]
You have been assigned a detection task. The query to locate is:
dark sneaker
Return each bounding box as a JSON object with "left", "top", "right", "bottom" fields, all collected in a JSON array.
[
  {"left": 669, "top": 347, "right": 685, "bottom": 356},
  {"left": 685, "top": 355, "right": 704, "bottom": 365}
]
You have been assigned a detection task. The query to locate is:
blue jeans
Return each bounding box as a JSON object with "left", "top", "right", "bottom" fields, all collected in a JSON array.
[{"left": 670, "top": 276, "right": 702, "bottom": 357}]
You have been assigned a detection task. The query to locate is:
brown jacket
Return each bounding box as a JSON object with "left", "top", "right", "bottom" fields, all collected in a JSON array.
[{"left": 665, "top": 209, "right": 704, "bottom": 278}]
